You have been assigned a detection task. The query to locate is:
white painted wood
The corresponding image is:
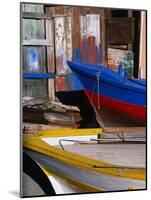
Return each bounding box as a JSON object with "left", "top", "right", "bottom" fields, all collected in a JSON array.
[{"left": 139, "top": 11, "right": 146, "bottom": 78}]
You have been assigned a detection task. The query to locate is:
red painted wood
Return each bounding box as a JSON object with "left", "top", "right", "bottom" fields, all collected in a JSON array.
[
  {"left": 81, "top": 35, "right": 100, "bottom": 64},
  {"left": 81, "top": 36, "right": 87, "bottom": 64},
  {"left": 55, "top": 76, "right": 68, "bottom": 92},
  {"left": 85, "top": 90, "right": 146, "bottom": 121},
  {"left": 56, "top": 55, "right": 64, "bottom": 73},
  {"left": 88, "top": 35, "right": 96, "bottom": 64}
]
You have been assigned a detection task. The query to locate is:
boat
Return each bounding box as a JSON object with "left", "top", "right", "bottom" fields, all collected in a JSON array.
[
  {"left": 23, "top": 128, "right": 146, "bottom": 193},
  {"left": 67, "top": 61, "right": 146, "bottom": 122}
]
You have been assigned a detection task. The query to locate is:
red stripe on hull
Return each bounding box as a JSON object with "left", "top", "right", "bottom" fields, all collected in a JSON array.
[{"left": 84, "top": 90, "right": 146, "bottom": 122}]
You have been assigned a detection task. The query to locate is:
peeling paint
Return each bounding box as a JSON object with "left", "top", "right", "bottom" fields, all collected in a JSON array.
[
  {"left": 55, "top": 17, "right": 72, "bottom": 75},
  {"left": 55, "top": 76, "right": 68, "bottom": 92},
  {"left": 80, "top": 14, "right": 102, "bottom": 65}
]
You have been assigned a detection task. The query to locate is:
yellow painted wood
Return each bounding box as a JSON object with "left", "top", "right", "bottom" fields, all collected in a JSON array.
[
  {"left": 23, "top": 135, "right": 145, "bottom": 181},
  {"left": 40, "top": 166, "right": 52, "bottom": 177},
  {"left": 37, "top": 128, "right": 102, "bottom": 137},
  {"left": 128, "top": 187, "right": 139, "bottom": 190}
]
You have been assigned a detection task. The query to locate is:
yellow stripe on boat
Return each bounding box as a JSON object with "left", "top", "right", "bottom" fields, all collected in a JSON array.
[
  {"left": 37, "top": 128, "right": 102, "bottom": 138},
  {"left": 23, "top": 133, "right": 145, "bottom": 181}
]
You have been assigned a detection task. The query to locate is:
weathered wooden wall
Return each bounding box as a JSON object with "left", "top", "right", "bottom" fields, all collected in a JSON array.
[
  {"left": 22, "top": 4, "right": 48, "bottom": 99},
  {"left": 22, "top": 5, "right": 139, "bottom": 94},
  {"left": 45, "top": 6, "right": 73, "bottom": 92},
  {"left": 72, "top": 7, "right": 105, "bottom": 66},
  {"left": 23, "top": 46, "right": 46, "bottom": 73},
  {"left": 80, "top": 14, "right": 101, "bottom": 64},
  {"left": 45, "top": 6, "right": 106, "bottom": 92}
]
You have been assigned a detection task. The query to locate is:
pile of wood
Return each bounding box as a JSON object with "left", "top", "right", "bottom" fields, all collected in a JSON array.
[{"left": 23, "top": 98, "right": 82, "bottom": 133}]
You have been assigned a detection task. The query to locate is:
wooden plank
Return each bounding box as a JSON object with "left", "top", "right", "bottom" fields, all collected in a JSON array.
[
  {"left": 65, "top": 143, "right": 145, "bottom": 168},
  {"left": 104, "top": 127, "right": 146, "bottom": 134},
  {"left": 23, "top": 122, "right": 77, "bottom": 133},
  {"left": 100, "top": 9, "right": 106, "bottom": 65},
  {"left": 65, "top": 16, "right": 72, "bottom": 60},
  {"left": 23, "top": 39, "right": 52, "bottom": 46},
  {"left": 50, "top": 101, "right": 80, "bottom": 112},
  {"left": 55, "top": 76, "right": 68, "bottom": 92},
  {"left": 84, "top": 7, "right": 100, "bottom": 14},
  {"left": 23, "top": 79, "right": 48, "bottom": 99},
  {"left": 43, "top": 112, "right": 77, "bottom": 124},
  {"left": 48, "top": 79, "right": 55, "bottom": 101},
  {"left": 22, "top": 12, "right": 52, "bottom": 19},
  {"left": 80, "top": 14, "right": 101, "bottom": 64},
  {"left": 22, "top": 4, "right": 44, "bottom": 13},
  {"left": 23, "top": 18, "right": 45, "bottom": 40},
  {"left": 55, "top": 16, "right": 66, "bottom": 74},
  {"left": 107, "top": 17, "right": 135, "bottom": 24},
  {"left": 46, "top": 19, "right": 55, "bottom": 73},
  {"left": 23, "top": 106, "right": 80, "bottom": 125},
  {"left": 54, "top": 16, "right": 72, "bottom": 76},
  {"left": 38, "top": 128, "right": 102, "bottom": 137},
  {"left": 45, "top": 9, "right": 56, "bottom": 100},
  {"left": 45, "top": 6, "right": 55, "bottom": 16},
  {"left": 23, "top": 73, "right": 55, "bottom": 79},
  {"left": 23, "top": 46, "right": 47, "bottom": 73},
  {"left": 72, "top": 7, "right": 81, "bottom": 50},
  {"left": 52, "top": 14, "right": 72, "bottom": 18},
  {"left": 128, "top": 10, "right": 133, "bottom": 50},
  {"left": 139, "top": 11, "right": 147, "bottom": 78},
  {"left": 106, "top": 17, "right": 134, "bottom": 44},
  {"left": 53, "top": 6, "right": 65, "bottom": 15}
]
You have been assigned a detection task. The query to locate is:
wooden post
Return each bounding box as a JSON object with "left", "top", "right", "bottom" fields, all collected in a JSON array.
[
  {"left": 45, "top": 8, "right": 56, "bottom": 101},
  {"left": 139, "top": 11, "right": 146, "bottom": 78},
  {"left": 100, "top": 9, "right": 106, "bottom": 65},
  {"left": 128, "top": 10, "right": 133, "bottom": 51}
]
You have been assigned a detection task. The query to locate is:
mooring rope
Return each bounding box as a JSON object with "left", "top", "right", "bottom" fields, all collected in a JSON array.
[{"left": 96, "top": 71, "right": 101, "bottom": 109}]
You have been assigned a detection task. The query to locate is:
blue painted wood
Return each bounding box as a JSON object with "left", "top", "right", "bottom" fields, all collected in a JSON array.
[
  {"left": 73, "top": 48, "right": 82, "bottom": 63},
  {"left": 23, "top": 73, "right": 55, "bottom": 79},
  {"left": 129, "top": 79, "right": 146, "bottom": 86},
  {"left": 67, "top": 72, "right": 83, "bottom": 91},
  {"left": 67, "top": 61, "right": 146, "bottom": 106},
  {"left": 99, "top": 43, "right": 102, "bottom": 64}
]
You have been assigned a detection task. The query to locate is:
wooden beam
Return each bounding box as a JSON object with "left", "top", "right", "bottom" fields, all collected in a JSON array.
[
  {"left": 45, "top": 19, "right": 55, "bottom": 73},
  {"left": 139, "top": 11, "right": 147, "bottom": 78},
  {"left": 22, "top": 12, "right": 52, "bottom": 20},
  {"left": 23, "top": 39, "right": 52, "bottom": 46},
  {"left": 23, "top": 122, "right": 77, "bottom": 133},
  {"left": 100, "top": 9, "right": 106, "bottom": 65},
  {"left": 52, "top": 14, "right": 71, "bottom": 18},
  {"left": 23, "top": 73, "right": 55, "bottom": 79},
  {"left": 48, "top": 79, "right": 55, "bottom": 102},
  {"left": 72, "top": 7, "right": 81, "bottom": 50},
  {"left": 104, "top": 127, "right": 146, "bottom": 134}
]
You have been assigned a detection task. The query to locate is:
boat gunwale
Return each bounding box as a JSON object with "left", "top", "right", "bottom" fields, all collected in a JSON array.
[{"left": 67, "top": 61, "right": 146, "bottom": 94}]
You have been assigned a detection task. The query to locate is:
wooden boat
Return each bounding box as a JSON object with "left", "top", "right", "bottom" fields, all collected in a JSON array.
[
  {"left": 67, "top": 61, "right": 146, "bottom": 122},
  {"left": 23, "top": 128, "right": 146, "bottom": 194}
]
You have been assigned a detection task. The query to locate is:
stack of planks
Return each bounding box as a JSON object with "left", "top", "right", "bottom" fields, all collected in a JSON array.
[{"left": 23, "top": 97, "right": 82, "bottom": 133}]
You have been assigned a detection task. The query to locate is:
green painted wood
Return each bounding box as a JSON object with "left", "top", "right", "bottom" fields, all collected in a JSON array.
[
  {"left": 22, "top": 4, "right": 45, "bottom": 40},
  {"left": 22, "top": 4, "right": 44, "bottom": 13},
  {"left": 23, "top": 79, "right": 48, "bottom": 99},
  {"left": 23, "top": 19, "right": 45, "bottom": 40}
]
